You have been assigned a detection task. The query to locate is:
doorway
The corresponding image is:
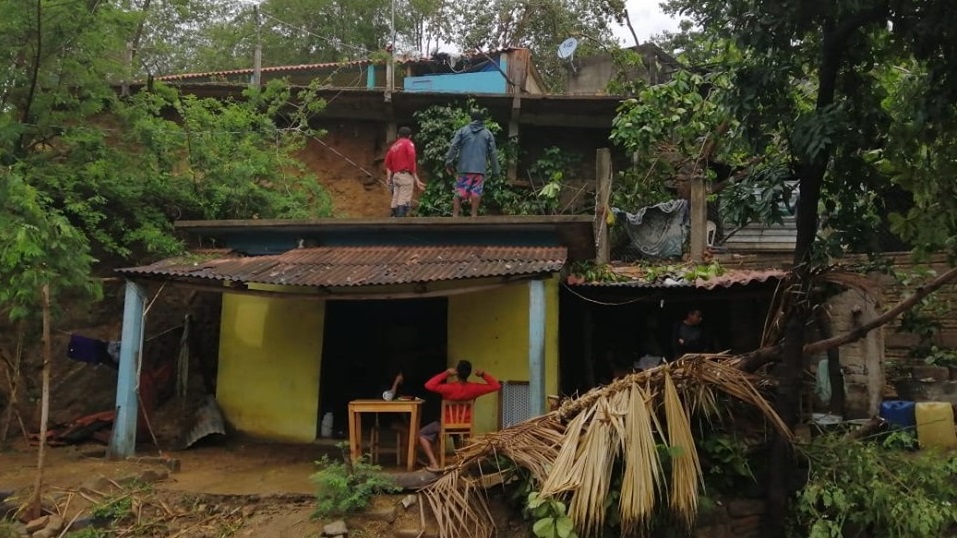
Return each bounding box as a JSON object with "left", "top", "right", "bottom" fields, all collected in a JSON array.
[{"left": 318, "top": 298, "right": 448, "bottom": 437}]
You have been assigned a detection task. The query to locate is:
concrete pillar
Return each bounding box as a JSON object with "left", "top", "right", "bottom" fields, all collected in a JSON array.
[
  {"left": 108, "top": 280, "right": 146, "bottom": 459},
  {"left": 528, "top": 279, "right": 546, "bottom": 416}
]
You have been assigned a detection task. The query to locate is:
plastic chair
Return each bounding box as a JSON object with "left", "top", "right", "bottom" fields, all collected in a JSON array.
[
  {"left": 706, "top": 220, "right": 717, "bottom": 246},
  {"left": 439, "top": 400, "right": 474, "bottom": 467}
]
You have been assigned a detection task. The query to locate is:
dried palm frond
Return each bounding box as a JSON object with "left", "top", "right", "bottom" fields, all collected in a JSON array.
[
  {"left": 419, "top": 354, "right": 790, "bottom": 538},
  {"left": 619, "top": 383, "right": 662, "bottom": 534},
  {"left": 420, "top": 471, "right": 496, "bottom": 538},
  {"left": 567, "top": 398, "right": 621, "bottom": 536},
  {"left": 664, "top": 370, "right": 703, "bottom": 529}
]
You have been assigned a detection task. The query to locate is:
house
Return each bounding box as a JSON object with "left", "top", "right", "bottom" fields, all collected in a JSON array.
[
  {"left": 107, "top": 216, "right": 595, "bottom": 457},
  {"left": 136, "top": 50, "right": 627, "bottom": 216},
  {"left": 564, "top": 43, "right": 683, "bottom": 95},
  {"left": 154, "top": 48, "right": 545, "bottom": 96}
]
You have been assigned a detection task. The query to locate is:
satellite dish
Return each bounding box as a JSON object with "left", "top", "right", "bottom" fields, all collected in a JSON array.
[{"left": 557, "top": 37, "right": 579, "bottom": 60}]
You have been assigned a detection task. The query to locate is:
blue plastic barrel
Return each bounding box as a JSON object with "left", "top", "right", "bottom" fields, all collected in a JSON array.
[{"left": 880, "top": 400, "right": 917, "bottom": 430}]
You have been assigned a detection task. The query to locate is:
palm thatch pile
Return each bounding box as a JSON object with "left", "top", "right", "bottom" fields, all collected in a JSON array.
[{"left": 420, "top": 354, "right": 790, "bottom": 538}]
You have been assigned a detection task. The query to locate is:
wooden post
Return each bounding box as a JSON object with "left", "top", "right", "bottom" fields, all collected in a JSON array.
[
  {"left": 689, "top": 174, "right": 707, "bottom": 262},
  {"left": 595, "top": 148, "right": 613, "bottom": 264},
  {"left": 251, "top": 6, "right": 262, "bottom": 89},
  {"left": 507, "top": 97, "right": 521, "bottom": 184},
  {"left": 29, "top": 284, "right": 52, "bottom": 519}
]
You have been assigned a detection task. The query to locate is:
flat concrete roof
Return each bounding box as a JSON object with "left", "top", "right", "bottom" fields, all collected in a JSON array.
[{"left": 174, "top": 215, "right": 597, "bottom": 261}]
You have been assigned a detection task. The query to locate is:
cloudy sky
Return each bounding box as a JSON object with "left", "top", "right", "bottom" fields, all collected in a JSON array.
[{"left": 611, "top": 0, "right": 684, "bottom": 44}]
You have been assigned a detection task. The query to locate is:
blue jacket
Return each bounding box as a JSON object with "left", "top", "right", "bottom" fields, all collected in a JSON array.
[{"left": 445, "top": 121, "right": 500, "bottom": 176}]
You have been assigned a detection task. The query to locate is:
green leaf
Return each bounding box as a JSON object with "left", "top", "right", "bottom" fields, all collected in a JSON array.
[{"left": 532, "top": 517, "right": 556, "bottom": 538}]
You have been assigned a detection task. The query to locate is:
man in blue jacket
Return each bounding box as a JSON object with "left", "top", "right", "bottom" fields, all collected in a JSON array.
[{"left": 444, "top": 110, "right": 500, "bottom": 217}]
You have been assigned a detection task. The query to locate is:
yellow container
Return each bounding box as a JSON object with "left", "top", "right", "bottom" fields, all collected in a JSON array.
[{"left": 915, "top": 402, "right": 957, "bottom": 450}]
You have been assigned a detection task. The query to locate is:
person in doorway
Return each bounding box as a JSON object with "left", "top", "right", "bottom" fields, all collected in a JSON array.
[
  {"left": 385, "top": 126, "right": 425, "bottom": 217},
  {"left": 444, "top": 110, "right": 500, "bottom": 217},
  {"left": 672, "top": 307, "right": 711, "bottom": 360},
  {"left": 418, "top": 360, "right": 500, "bottom": 470}
]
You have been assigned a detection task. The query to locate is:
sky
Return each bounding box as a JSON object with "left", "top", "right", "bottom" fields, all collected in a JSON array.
[{"left": 611, "top": 0, "right": 684, "bottom": 45}]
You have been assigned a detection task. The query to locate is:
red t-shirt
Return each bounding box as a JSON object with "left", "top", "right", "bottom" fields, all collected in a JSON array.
[
  {"left": 384, "top": 137, "right": 417, "bottom": 175},
  {"left": 424, "top": 371, "right": 501, "bottom": 424}
]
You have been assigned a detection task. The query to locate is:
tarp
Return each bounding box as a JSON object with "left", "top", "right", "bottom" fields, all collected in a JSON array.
[{"left": 613, "top": 199, "right": 689, "bottom": 259}]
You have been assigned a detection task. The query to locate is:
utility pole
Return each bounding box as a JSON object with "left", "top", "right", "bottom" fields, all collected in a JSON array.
[
  {"left": 388, "top": 0, "right": 395, "bottom": 93},
  {"left": 251, "top": 5, "right": 262, "bottom": 89}
]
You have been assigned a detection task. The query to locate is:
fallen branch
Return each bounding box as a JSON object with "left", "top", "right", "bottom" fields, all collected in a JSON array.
[{"left": 740, "top": 264, "right": 957, "bottom": 372}]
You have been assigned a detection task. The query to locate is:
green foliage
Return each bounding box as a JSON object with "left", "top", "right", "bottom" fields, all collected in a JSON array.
[
  {"left": 528, "top": 147, "right": 582, "bottom": 214},
  {"left": 790, "top": 435, "right": 957, "bottom": 538},
  {"left": 413, "top": 100, "right": 555, "bottom": 216},
  {"left": 91, "top": 495, "right": 133, "bottom": 521},
  {"left": 923, "top": 347, "right": 957, "bottom": 368},
  {"left": 880, "top": 429, "right": 918, "bottom": 451},
  {"left": 0, "top": 175, "right": 101, "bottom": 321},
  {"left": 526, "top": 493, "right": 578, "bottom": 538},
  {"left": 311, "top": 453, "right": 400, "bottom": 519},
  {"left": 698, "top": 433, "right": 753, "bottom": 493},
  {"left": 0, "top": 520, "right": 19, "bottom": 538}
]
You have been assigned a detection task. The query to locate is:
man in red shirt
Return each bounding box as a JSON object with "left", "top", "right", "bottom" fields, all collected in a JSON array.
[
  {"left": 419, "top": 360, "right": 499, "bottom": 470},
  {"left": 384, "top": 126, "right": 425, "bottom": 217}
]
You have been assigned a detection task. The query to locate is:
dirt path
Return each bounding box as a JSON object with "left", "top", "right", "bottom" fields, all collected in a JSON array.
[{"left": 0, "top": 439, "right": 457, "bottom": 538}]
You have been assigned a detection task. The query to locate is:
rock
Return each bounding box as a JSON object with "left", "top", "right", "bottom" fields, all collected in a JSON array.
[
  {"left": 24, "top": 516, "right": 50, "bottom": 534},
  {"left": 725, "top": 499, "right": 766, "bottom": 518},
  {"left": 42, "top": 515, "right": 63, "bottom": 535},
  {"left": 241, "top": 505, "right": 256, "bottom": 518},
  {"left": 393, "top": 529, "right": 437, "bottom": 538},
  {"left": 400, "top": 495, "right": 417, "bottom": 509},
  {"left": 323, "top": 520, "right": 348, "bottom": 536},
  {"left": 137, "top": 469, "right": 169, "bottom": 484},
  {"left": 80, "top": 476, "right": 112, "bottom": 494},
  {"left": 365, "top": 506, "right": 396, "bottom": 524}
]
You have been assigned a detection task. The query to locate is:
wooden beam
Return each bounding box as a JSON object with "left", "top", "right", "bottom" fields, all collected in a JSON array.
[
  {"left": 689, "top": 174, "right": 707, "bottom": 262},
  {"left": 520, "top": 113, "right": 613, "bottom": 129},
  {"left": 594, "top": 148, "right": 613, "bottom": 264},
  {"left": 507, "top": 97, "right": 521, "bottom": 183}
]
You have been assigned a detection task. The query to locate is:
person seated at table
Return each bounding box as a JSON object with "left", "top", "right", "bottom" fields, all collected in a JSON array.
[{"left": 418, "top": 360, "right": 500, "bottom": 471}]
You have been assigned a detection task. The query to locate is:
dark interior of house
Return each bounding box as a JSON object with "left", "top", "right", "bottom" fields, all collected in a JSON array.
[
  {"left": 318, "top": 298, "right": 448, "bottom": 437},
  {"left": 559, "top": 285, "right": 776, "bottom": 396}
]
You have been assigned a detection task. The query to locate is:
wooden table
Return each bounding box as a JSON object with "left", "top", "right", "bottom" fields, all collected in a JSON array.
[{"left": 348, "top": 399, "right": 423, "bottom": 471}]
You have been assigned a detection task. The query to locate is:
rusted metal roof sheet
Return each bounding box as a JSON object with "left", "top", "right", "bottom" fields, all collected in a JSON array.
[
  {"left": 155, "top": 48, "right": 523, "bottom": 82},
  {"left": 118, "top": 245, "right": 567, "bottom": 287},
  {"left": 155, "top": 59, "right": 371, "bottom": 81},
  {"left": 569, "top": 269, "right": 788, "bottom": 289}
]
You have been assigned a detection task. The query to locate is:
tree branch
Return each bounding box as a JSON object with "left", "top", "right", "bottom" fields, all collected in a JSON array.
[
  {"left": 740, "top": 265, "right": 957, "bottom": 372},
  {"left": 805, "top": 265, "right": 957, "bottom": 355}
]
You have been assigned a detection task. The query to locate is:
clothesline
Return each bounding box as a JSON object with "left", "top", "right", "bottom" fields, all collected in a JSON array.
[{"left": 58, "top": 322, "right": 184, "bottom": 344}]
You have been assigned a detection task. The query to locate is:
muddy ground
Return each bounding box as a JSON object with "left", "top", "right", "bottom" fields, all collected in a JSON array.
[{"left": 1, "top": 438, "right": 528, "bottom": 538}]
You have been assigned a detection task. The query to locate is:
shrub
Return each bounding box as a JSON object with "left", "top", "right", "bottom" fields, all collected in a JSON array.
[{"left": 311, "top": 453, "right": 400, "bottom": 519}]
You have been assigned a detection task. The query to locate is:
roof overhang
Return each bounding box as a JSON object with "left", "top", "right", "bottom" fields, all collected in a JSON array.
[
  {"left": 173, "top": 216, "right": 596, "bottom": 261},
  {"left": 117, "top": 244, "right": 569, "bottom": 300}
]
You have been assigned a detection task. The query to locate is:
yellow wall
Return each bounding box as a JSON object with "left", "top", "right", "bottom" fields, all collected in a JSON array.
[
  {"left": 217, "top": 293, "right": 325, "bottom": 442},
  {"left": 447, "top": 278, "right": 559, "bottom": 434}
]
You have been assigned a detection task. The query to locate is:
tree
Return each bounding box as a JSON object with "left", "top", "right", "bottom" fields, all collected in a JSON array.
[
  {"left": 0, "top": 0, "right": 333, "bottom": 446},
  {"left": 644, "top": 0, "right": 957, "bottom": 531}
]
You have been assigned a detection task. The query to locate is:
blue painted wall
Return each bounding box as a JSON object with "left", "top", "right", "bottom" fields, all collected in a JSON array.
[{"left": 404, "top": 57, "right": 509, "bottom": 94}]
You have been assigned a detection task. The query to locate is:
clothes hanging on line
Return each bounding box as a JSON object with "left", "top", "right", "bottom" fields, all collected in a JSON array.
[{"left": 67, "top": 334, "right": 119, "bottom": 369}]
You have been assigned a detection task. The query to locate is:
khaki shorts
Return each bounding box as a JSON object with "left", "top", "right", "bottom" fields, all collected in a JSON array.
[{"left": 391, "top": 172, "right": 414, "bottom": 208}]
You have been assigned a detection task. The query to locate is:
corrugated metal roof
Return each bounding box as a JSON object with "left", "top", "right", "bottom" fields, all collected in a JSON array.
[
  {"left": 118, "top": 245, "right": 566, "bottom": 287},
  {"left": 568, "top": 269, "right": 787, "bottom": 289},
  {"left": 155, "top": 59, "right": 371, "bottom": 81}
]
